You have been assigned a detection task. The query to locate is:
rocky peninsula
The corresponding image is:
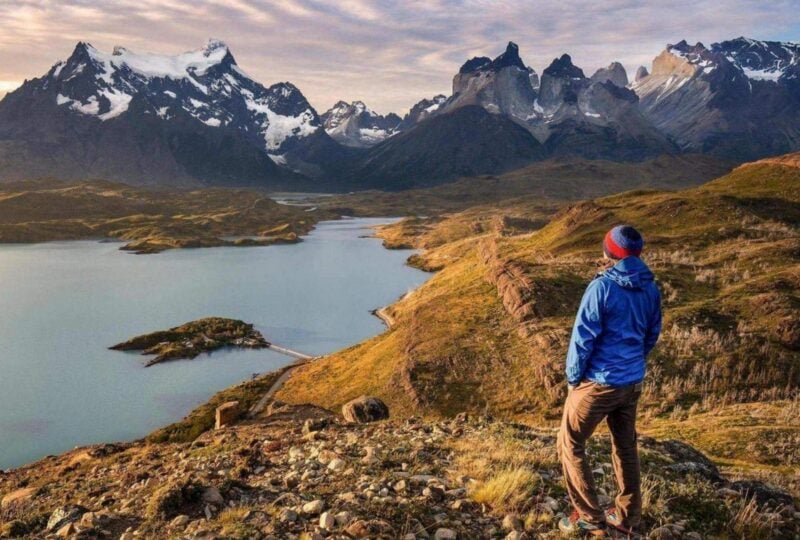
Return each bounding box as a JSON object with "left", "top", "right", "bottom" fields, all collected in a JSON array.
[{"left": 110, "top": 318, "right": 269, "bottom": 366}]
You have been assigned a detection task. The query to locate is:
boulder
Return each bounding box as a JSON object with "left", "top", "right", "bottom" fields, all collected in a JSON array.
[
  {"left": 341, "top": 396, "right": 389, "bottom": 423},
  {"left": 215, "top": 401, "right": 240, "bottom": 429},
  {"left": 47, "top": 505, "right": 88, "bottom": 531},
  {"left": 730, "top": 480, "right": 796, "bottom": 509},
  {"left": 201, "top": 486, "right": 224, "bottom": 505}
]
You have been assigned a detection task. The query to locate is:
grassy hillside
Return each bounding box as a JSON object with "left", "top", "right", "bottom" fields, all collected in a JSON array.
[
  {"left": 0, "top": 180, "right": 333, "bottom": 252},
  {"left": 276, "top": 158, "right": 800, "bottom": 490}
]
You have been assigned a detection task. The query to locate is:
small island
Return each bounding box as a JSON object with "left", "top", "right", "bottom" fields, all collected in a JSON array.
[{"left": 110, "top": 317, "right": 269, "bottom": 366}]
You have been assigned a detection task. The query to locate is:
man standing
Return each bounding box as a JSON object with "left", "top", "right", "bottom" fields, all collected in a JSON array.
[{"left": 557, "top": 225, "right": 662, "bottom": 537}]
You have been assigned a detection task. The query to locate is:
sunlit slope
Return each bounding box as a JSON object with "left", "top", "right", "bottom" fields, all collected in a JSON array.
[{"left": 277, "top": 158, "right": 800, "bottom": 422}]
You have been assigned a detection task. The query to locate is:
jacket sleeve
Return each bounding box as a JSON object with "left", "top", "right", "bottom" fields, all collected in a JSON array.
[
  {"left": 644, "top": 286, "right": 662, "bottom": 357},
  {"left": 566, "top": 279, "right": 605, "bottom": 386}
]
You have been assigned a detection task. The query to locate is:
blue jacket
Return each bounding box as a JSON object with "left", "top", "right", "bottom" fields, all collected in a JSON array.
[{"left": 566, "top": 256, "right": 661, "bottom": 387}]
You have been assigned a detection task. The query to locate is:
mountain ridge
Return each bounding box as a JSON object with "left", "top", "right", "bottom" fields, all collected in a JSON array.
[{"left": 1, "top": 37, "right": 800, "bottom": 190}]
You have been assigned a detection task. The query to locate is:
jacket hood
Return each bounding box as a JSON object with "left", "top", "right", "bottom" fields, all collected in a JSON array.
[{"left": 602, "top": 256, "right": 654, "bottom": 290}]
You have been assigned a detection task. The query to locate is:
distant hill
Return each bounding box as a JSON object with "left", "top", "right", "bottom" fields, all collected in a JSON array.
[{"left": 0, "top": 179, "right": 332, "bottom": 252}]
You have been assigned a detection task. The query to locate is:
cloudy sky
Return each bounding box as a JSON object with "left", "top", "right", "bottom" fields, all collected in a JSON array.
[{"left": 1, "top": 0, "right": 798, "bottom": 114}]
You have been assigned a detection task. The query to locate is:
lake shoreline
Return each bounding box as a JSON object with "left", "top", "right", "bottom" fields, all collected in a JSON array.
[{"left": 0, "top": 217, "right": 430, "bottom": 470}]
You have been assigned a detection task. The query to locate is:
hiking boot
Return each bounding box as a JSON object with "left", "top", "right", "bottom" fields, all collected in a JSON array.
[
  {"left": 558, "top": 510, "right": 608, "bottom": 537},
  {"left": 605, "top": 507, "right": 634, "bottom": 536}
]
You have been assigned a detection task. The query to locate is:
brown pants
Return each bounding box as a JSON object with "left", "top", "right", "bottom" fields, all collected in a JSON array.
[{"left": 557, "top": 380, "right": 642, "bottom": 529}]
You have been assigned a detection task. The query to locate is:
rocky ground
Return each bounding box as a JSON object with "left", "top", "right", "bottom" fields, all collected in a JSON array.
[
  {"left": 109, "top": 318, "right": 268, "bottom": 366},
  {"left": 1, "top": 399, "right": 798, "bottom": 539}
]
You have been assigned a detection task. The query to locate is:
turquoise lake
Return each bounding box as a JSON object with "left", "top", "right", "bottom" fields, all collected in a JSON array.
[{"left": 0, "top": 218, "right": 429, "bottom": 469}]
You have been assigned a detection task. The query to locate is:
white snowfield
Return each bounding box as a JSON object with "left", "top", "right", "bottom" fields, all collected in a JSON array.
[{"left": 50, "top": 38, "right": 320, "bottom": 154}]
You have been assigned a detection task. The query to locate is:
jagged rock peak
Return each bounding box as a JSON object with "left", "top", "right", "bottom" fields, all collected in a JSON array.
[
  {"left": 543, "top": 54, "right": 585, "bottom": 79},
  {"left": 459, "top": 41, "right": 527, "bottom": 74},
  {"left": 203, "top": 38, "right": 228, "bottom": 55},
  {"left": 668, "top": 40, "right": 707, "bottom": 55},
  {"left": 492, "top": 41, "right": 526, "bottom": 70},
  {"left": 634, "top": 65, "right": 649, "bottom": 82},
  {"left": 459, "top": 56, "right": 491, "bottom": 74},
  {"left": 590, "top": 61, "right": 628, "bottom": 87}
]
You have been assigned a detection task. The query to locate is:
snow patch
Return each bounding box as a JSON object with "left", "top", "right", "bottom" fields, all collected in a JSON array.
[
  {"left": 268, "top": 153, "right": 287, "bottom": 165},
  {"left": 358, "top": 127, "right": 389, "bottom": 142},
  {"left": 97, "top": 89, "right": 132, "bottom": 120},
  {"left": 245, "top": 97, "right": 318, "bottom": 150},
  {"left": 86, "top": 43, "right": 229, "bottom": 80},
  {"left": 71, "top": 96, "right": 100, "bottom": 115},
  {"left": 424, "top": 101, "right": 443, "bottom": 113},
  {"left": 52, "top": 62, "right": 65, "bottom": 78},
  {"left": 742, "top": 66, "right": 782, "bottom": 82}
]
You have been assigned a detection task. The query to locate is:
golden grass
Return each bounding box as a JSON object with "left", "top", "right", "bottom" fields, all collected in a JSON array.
[
  {"left": 470, "top": 468, "right": 542, "bottom": 513},
  {"left": 281, "top": 161, "right": 800, "bottom": 497},
  {"left": 729, "top": 496, "right": 781, "bottom": 539}
]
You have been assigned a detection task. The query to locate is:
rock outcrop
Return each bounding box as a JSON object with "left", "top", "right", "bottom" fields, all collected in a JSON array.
[
  {"left": 214, "top": 401, "right": 240, "bottom": 429},
  {"left": 590, "top": 61, "right": 629, "bottom": 87}
]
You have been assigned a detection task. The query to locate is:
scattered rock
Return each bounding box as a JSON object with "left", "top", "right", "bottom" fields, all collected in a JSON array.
[
  {"left": 362, "top": 446, "right": 379, "bottom": 464},
  {"left": 56, "top": 522, "right": 76, "bottom": 537},
  {"left": 328, "top": 458, "right": 347, "bottom": 472},
  {"left": 170, "top": 514, "right": 190, "bottom": 528},
  {"left": 346, "top": 519, "right": 370, "bottom": 537},
  {"left": 302, "top": 499, "right": 325, "bottom": 515},
  {"left": 201, "top": 486, "right": 224, "bottom": 505},
  {"left": 303, "top": 417, "right": 330, "bottom": 434},
  {"left": 434, "top": 528, "right": 458, "bottom": 539},
  {"left": 423, "top": 485, "right": 446, "bottom": 502},
  {"left": 342, "top": 396, "right": 390, "bottom": 423},
  {"left": 279, "top": 508, "right": 298, "bottom": 523},
  {"left": 47, "top": 505, "right": 88, "bottom": 531},
  {"left": 319, "top": 511, "right": 336, "bottom": 530}
]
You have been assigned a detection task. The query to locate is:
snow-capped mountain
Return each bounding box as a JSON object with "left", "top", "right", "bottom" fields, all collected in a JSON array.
[
  {"left": 421, "top": 43, "right": 672, "bottom": 161},
  {"left": 632, "top": 38, "right": 800, "bottom": 158},
  {"left": 1, "top": 36, "right": 799, "bottom": 190},
  {"left": 321, "top": 101, "right": 401, "bottom": 147},
  {"left": 716, "top": 37, "right": 800, "bottom": 85},
  {"left": 0, "top": 39, "right": 338, "bottom": 187}
]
